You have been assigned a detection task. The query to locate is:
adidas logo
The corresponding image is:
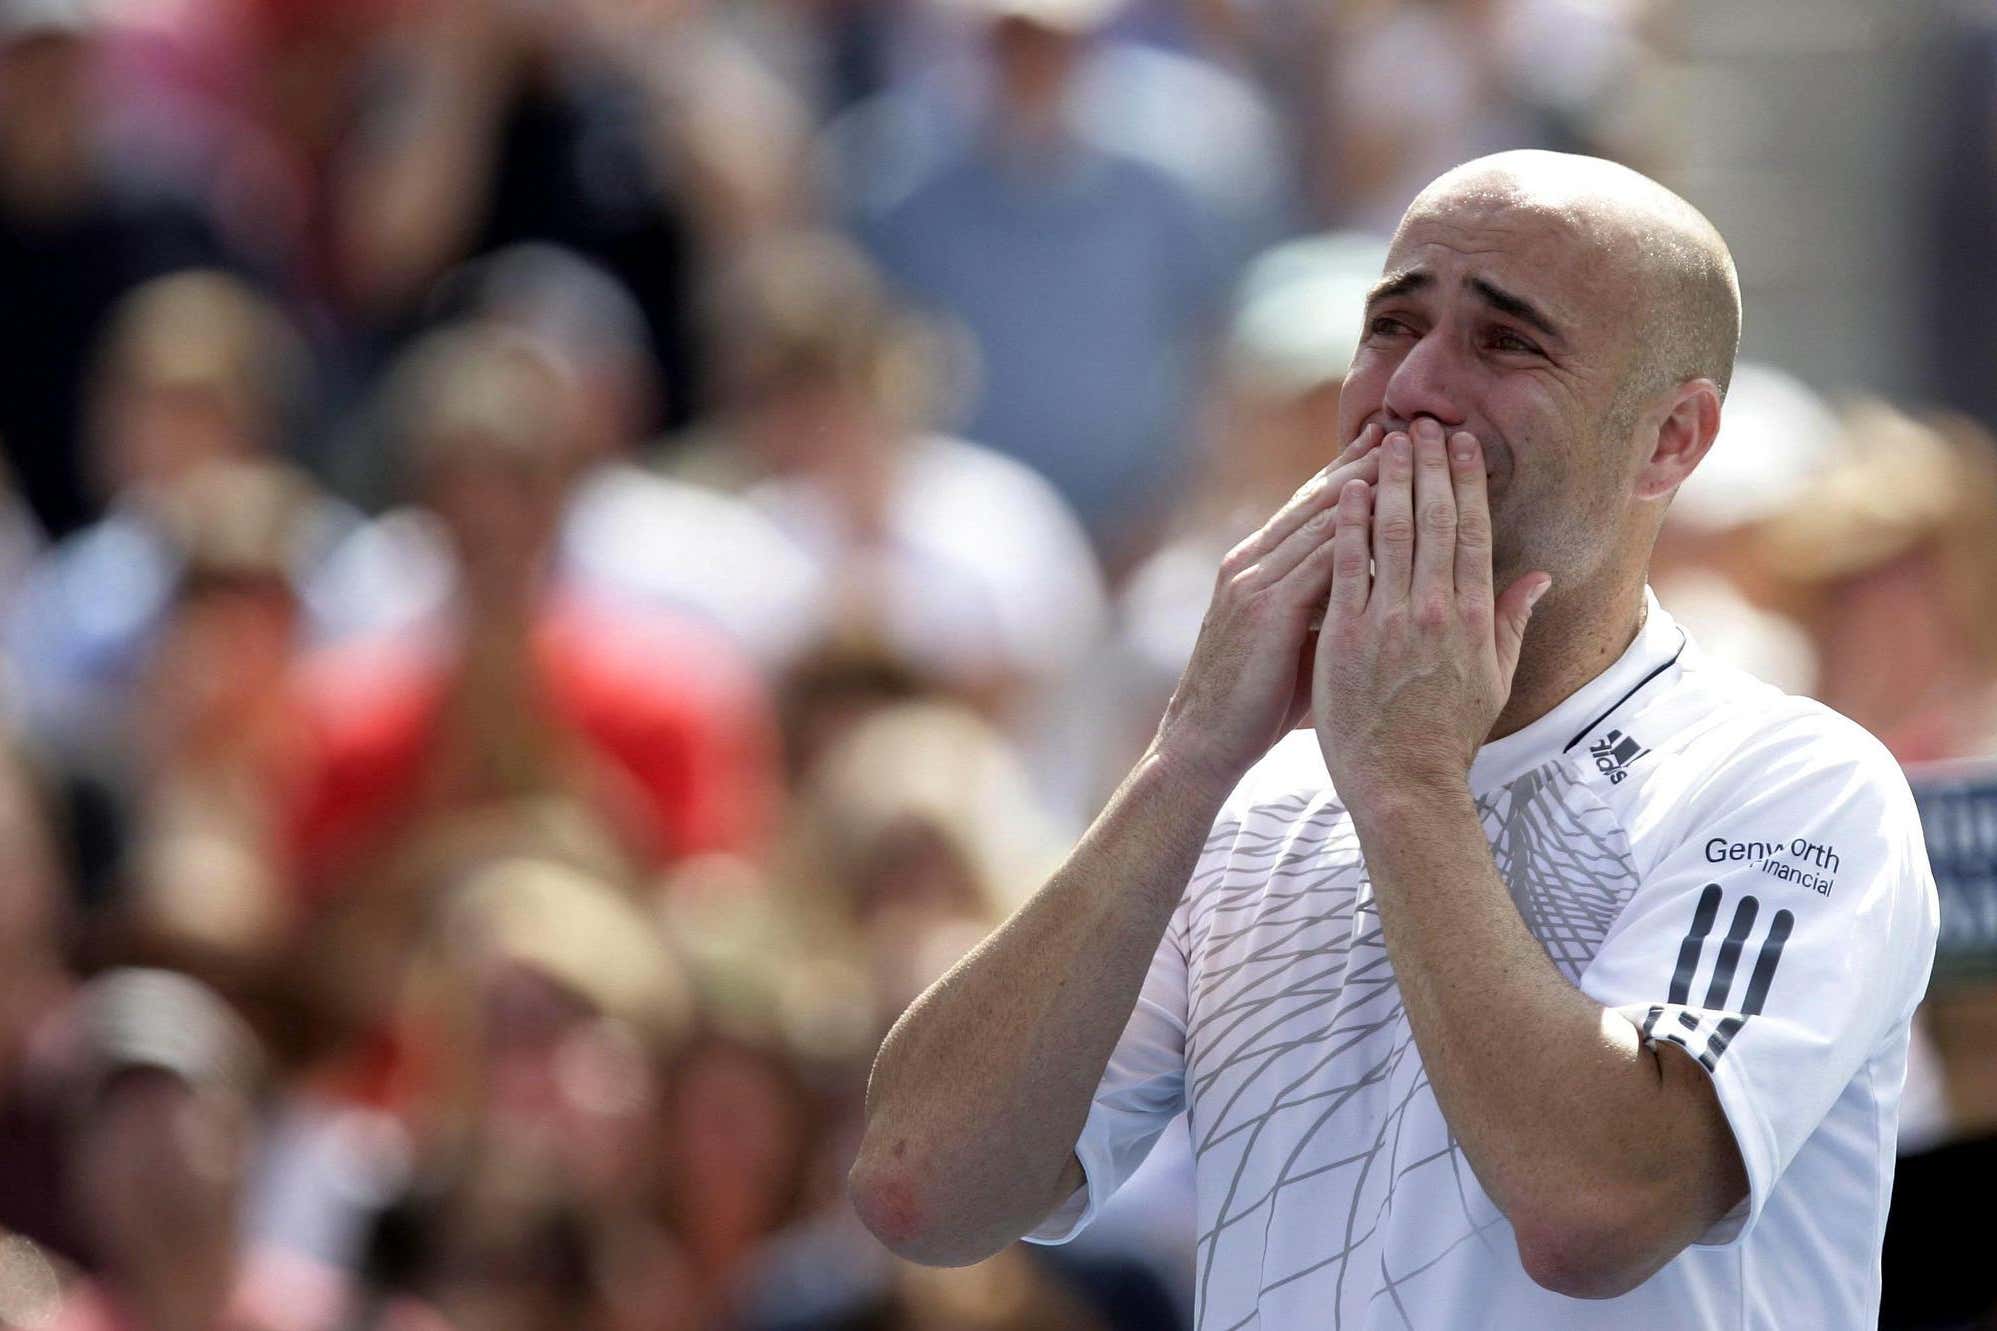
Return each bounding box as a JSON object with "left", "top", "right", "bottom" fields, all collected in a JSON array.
[{"left": 1588, "top": 729, "right": 1648, "bottom": 784}]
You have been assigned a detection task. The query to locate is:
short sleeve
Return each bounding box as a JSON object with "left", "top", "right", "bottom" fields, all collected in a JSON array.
[
  {"left": 1023, "top": 895, "right": 1191, "bottom": 1245},
  {"left": 1576, "top": 723, "right": 1939, "bottom": 1247}
]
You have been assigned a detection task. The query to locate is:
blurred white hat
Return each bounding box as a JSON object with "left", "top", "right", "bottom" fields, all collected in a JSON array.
[
  {"left": 0, "top": 0, "right": 97, "bottom": 42},
  {"left": 946, "top": 0, "right": 1123, "bottom": 34},
  {"left": 1226, "top": 231, "right": 1391, "bottom": 398},
  {"left": 1672, "top": 362, "right": 1842, "bottom": 533}
]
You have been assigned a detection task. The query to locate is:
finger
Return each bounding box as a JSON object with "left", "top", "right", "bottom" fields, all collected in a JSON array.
[
  {"left": 1449, "top": 431, "right": 1493, "bottom": 601},
  {"left": 1236, "top": 479, "right": 1359, "bottom": 643},
  {"left": 1255, "top": 501, "right": 1339, "bottom": 590},
  {"left": 1495, "top": 574, "right": 1552, "bottom": 685},
  {"left": 1370, "top": 431, "right": 1414, "bottom": 604},
  {"left": 1246, "top": 430, "right": 1385, "bottom": 585},
  {"left": 1236, "top": 424, "right": 1384, "bottom": 565},
  {"left": 1410, "top": 420, "right": 1455, "bottom": 605},
  {"left": 1327, "top": 478, "right": 1372, "bottom": 620}
]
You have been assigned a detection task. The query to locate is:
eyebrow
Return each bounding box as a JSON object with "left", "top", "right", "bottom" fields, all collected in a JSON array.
[
  {"left": 1364, "top": 270, "right": 1569, "bottom": 345},
  {"left": 1467, "top": 276, "right": 1566, "bottom": 343}
]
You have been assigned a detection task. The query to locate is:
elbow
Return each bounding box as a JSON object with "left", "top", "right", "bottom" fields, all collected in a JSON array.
[
  {"left": 847, "top": 1149, "right": 1001, "bottom": 1268},
  {"left": 1511, "top": 1198, "right": 1678, "bottom": 1301}
]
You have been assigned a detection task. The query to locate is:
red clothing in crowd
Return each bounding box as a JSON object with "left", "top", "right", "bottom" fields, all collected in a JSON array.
[{"left": 287, "top": 594, "right": 780, "bottom": 895}]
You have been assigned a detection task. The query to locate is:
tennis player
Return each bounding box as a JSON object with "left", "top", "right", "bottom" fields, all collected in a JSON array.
[{"left": 849, "top": 150, "right": 1938, "bottom": 1330}]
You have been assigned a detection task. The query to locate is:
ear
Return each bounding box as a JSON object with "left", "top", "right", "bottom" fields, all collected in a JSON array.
[{"left": 1633, "top": 378, "right": 1723, "bottom": 501}]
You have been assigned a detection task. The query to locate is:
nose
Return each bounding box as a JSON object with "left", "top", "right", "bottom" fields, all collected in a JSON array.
[{"left": 1379, "top": 326, "right": 1469, "bottom": 430}]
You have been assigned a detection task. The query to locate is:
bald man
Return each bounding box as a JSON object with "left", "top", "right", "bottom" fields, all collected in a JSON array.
[{"left": 849, "top": 152, "right": 1937, "bottom": 1329}]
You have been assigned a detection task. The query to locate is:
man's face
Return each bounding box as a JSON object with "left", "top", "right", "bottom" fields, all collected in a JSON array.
[{"left": 1336, "top": 192, "right": 1645, "bottom": 586}]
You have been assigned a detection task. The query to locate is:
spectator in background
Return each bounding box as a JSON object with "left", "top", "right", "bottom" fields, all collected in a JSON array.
[
  {"left": 790, "top": 700, "right": 1067, "bottom": 1018},
  {"left": 287, "top": 324, "right": 780, "bottom": 903},
  {"left": 4, "top": 272, "right": 355, "bottom": 901},
  {"left": 45, "top": 968, "right": 368, "bottom": 1331},
  {"left": 0, "top": 0, "right": 236, "bottom": 541},
  {"left": 690, "top": 232, "right": 1107, "bottom": 725},
  {"left": 344, "top": 854, "right": 695, "bottom": 1331},
  {"left": 1755, "top": 401, "right": 1997, "bottom": 768},
  {"left": 328, "top": 0, "right": 815, "bottom": 451},
  {"left": 836, "top": 0, "right": 1228, "bottom": 561},
  {"left": 310, "top": 244, "right": 828, "bottom": 672},
  {"left": 107, "top": 460, "right": 337, "bottom": 1003}
]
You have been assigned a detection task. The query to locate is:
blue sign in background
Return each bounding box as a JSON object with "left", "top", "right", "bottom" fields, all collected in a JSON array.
[{"left": 1911, "top": 762, "right": 1997, "bottom": 983}]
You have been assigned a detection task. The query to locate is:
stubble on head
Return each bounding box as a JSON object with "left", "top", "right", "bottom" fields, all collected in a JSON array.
[{"left": 1402, "top": 153, "right": 1741, "bottom": 585}]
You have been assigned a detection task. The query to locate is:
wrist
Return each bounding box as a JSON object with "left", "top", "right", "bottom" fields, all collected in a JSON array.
[
  {"left": 1137, "top": 739, "right": 1244, "bottom": 817},
  {"left": 1333, "top": 760, "right": 1474, "bottom": 825}
]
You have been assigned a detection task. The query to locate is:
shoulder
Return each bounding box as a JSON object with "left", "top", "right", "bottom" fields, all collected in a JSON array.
[
  {"left": 1626, "top": 651, "right": 1912, "bottom": 818},
  {"left": 1600, "top": 652, "right": 1930, "bottom": 914}
]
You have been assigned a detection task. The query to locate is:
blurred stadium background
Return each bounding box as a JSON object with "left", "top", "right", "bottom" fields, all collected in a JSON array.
[{"left": 0, "top": 0, "right": 1992, "bottom": 1325}]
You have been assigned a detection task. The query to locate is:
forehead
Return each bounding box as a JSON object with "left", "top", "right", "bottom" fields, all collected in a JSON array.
[{"left": 1381, "top": 189, "right": 1635, "bottom": 346}]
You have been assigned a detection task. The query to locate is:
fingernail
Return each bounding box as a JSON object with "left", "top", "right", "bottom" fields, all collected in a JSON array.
[
  {"left": 1452, "top": 434, "right": 1477, "bottom": 464},
  {"left": 1528, "top": 579, "right": 1551, "bottom": 608},
  {"left": 1389, "top": 434, "right": 1410, "bottom": 462}
]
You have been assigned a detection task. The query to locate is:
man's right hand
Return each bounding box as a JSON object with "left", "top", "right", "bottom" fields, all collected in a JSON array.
[{"left": 1153, "top": 423, "right": 1383, "bottom": 798}]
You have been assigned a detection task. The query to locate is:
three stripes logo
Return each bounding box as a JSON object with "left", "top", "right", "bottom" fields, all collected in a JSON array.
[{"left": 1642, "top": 883, "right": 1794, "bottom": 1071}]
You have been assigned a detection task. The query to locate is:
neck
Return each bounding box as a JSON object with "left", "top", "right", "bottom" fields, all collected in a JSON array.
[{"left": 1488, "top": 570, "right": 1648, "bottom": 744}]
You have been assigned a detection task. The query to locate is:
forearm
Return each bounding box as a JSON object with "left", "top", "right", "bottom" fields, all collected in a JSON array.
[
  {"left": 1349, "top": 776, "right": 1740, "bottom": 1289},
  {"left": 851, "top": 747, "right": 1225, "bottom": 1265}
]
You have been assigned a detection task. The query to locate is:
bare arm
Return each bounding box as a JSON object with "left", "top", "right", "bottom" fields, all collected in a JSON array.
[
  {"left": 1347, "top": 776, "right": 1746, "bottom": 1297},
  {"left": 848, "top": 426, "right": 1385, "bottom": 1265},
  {"left": 848, "top": 748, "right": 1227, "bottom": 1266},
  {"left": 1315, "top": 423, "right": 1745, "bottom": 1298},
  {"left": 334, "top": 2, "right": 516, "bottom": 318}
]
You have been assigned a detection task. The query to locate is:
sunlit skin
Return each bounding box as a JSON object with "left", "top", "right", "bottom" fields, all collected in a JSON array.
[
  {"left": 1343, "top": 200, "right": 1640, "bottom": 587},
  {"left": 1334, "top": 160, "right": 1727, "bottom": 743}
]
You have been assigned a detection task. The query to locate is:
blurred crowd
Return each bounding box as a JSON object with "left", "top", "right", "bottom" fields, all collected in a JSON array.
[{"left": 0, "top": 0, "right": 1994, "bottom": 1327}]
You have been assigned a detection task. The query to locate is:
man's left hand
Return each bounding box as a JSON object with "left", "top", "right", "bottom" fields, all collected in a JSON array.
[{"left": 1313, "top": 418, "right": 1550, "bottom": 805}]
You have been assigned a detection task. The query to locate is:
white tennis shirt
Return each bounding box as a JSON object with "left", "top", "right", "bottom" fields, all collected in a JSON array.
[{"left": 1026, "top": 591, "right": 1938, "bottom": 1330}]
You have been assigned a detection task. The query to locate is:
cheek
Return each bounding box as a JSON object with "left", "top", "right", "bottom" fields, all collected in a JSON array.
[{"left": 1334, "top": 359, "right": 1391, "bottom": 440}]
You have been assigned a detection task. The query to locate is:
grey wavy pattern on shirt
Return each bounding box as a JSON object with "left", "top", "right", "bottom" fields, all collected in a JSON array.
[{"left": 1180, "top": 763, "right": 1639, "bottom": 1329}]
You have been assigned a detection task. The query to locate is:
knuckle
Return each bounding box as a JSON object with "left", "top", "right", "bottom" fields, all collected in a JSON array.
[
  {"left": 1419, "top": 501, "right": 1456, "bottom": 534},
  {"left": 1456, "top": 515, "right": 1491, "bottom": 547},
  {"left": 1412, "top": 595, "right": 1450, "bottom": 628},
  {"left": 1377, "top": 515, "right": 1416, "bottom": 547}
]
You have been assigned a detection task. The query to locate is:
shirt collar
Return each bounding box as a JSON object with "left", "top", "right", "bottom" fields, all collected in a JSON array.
[{"left": 1467, "top": 586, "right": 1686, "bottom": 792}]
